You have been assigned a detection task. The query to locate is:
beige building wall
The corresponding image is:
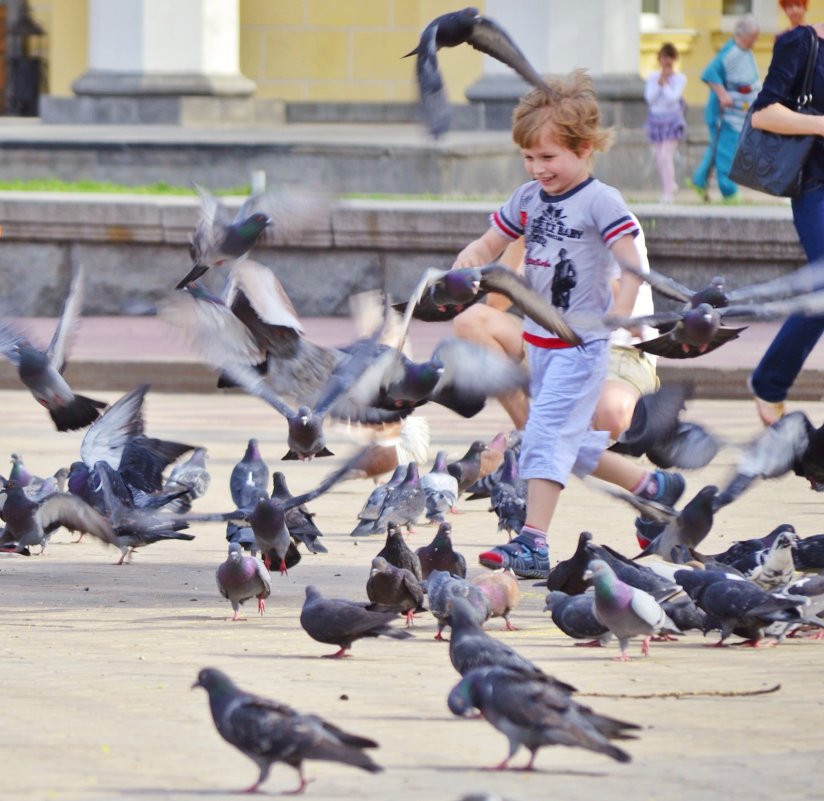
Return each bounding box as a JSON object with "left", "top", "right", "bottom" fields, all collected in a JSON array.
[
  {"left": 26, "top": 1, "right": 824, "bottom": 107},
  {"left": 239, "top": 0, "right": 485, "bottom": 102}
]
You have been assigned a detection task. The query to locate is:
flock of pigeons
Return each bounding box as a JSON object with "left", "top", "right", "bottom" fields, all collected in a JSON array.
[{"left": 5, "top": 6, "right": 824, "bottom": 792}]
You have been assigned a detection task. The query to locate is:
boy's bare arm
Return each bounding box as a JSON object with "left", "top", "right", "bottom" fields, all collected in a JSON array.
[
  {"left": 609, "top": 235, "right": 643, "bottom": 318},
  {"left": 453, "top": 228, "right": 511, "bottom": 268}
]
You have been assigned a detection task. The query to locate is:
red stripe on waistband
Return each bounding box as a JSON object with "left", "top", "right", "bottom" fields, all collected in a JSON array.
[{"left": 522, "top": 332, "right": 575, "bottom": 349}]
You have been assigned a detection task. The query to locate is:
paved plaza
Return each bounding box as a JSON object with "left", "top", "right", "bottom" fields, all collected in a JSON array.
[{"left": 1, "top": 379, "right": 823, "bottom": 800}]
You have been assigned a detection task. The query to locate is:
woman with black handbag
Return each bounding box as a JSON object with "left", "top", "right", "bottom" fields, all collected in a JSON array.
[{"left": 748, "top": 22, "right": 824, "bottom": 425}]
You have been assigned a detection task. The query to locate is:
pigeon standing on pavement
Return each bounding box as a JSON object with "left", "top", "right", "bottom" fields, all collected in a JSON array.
[
  {"left": 544, "top": 591, "right": 612, "bottom": 646},
  {"left": 269, "top": 471, "right": 327, "bottom": 555},
  {"left": 230, "top": 438, "right": 269, "bottom": 509},
  {"left": 724, "top": 530, "right": 799, "bottom": 593},
  {"left": 415, "top": 521, "right": 467, "bottom": 579},
  {"left": 193, "top": 667, "right": 381, "bottom": 794},
  {"left": 489, "top": 449, "right": 526, "bottom": 537},
  {"left": 470, "top": 569, "right": 521, "bottom": 631},
  {"left": 376, "top": 521, "right": 423, "bottom": 580},
  {"left": 365, "top": 556, "right": 426, "bottom": 625},
  {"left": 426, "top": 569, "right": 491, "bottom": 640},
  {"left": 350, "top": 465, "right": 405, "bottom": 537},
  {"left": 299, "top": 585, "right": 412, "bottom": 658},
  {"left": 448, "top": 441, "right": 489, "bottom": 500},
  {"left": 405, "top": 7, "right": 551, "bottom": 138},
  {"left": 587, "top": 559, "right": 680, "bottom": 660},
  {"left": 447, "top": 665, "right": 637, "bottom": 769},
  {"left": 370, "top": 463, "right": 425, "bottom": 535},
  {"left": 216, "top": 542, "right": 271, "bottom": 621},
  {"left": 421, "top": 450, "right": 459, "bottom": 524},
  {"left": 0, "top": 265, "right": 107, "bottom": 432},
  {"left": 447, "top": 596, "right": 545, "bottom": 677}
]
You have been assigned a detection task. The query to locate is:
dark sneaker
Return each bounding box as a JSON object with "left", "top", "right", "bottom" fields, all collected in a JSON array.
[
  {"left": 478, "top": 533, "right": 550, "bottom": 579},
  {"left": 635, "top": 516, "right": 666, "bottom": 549},
  {"left": 645, "top": 470, "right": 685, "bottom": 508}
]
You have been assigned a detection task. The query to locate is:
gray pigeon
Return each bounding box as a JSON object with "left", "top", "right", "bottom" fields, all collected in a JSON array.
[
  {"left": 448, "top": 665, "right": 637, "bottom": 769},
  {"left": 587, "top": 559, "right": 680, "bottom": 661},
  {"left": 489, "top": 449, "right": 526, "bottom": 537},
  {"left": 674, "top": 569, "right": 805, "bottom": 646},
  {"left": 299, "top": 585, "right": 412, "bottom": 658},
  {"left": 269, "top": 471, "right": 327, "bottom": 555},
  {"left": 415, "top": 521, "right": 467, "bottom": 579},
  {"left": 376, "top": 521, "right": 423, "bottom": 580},
  {"left": 404, "top": 8, "right": 551, "bottom": 138},
  {"left": 366, "top": 556, "right": 426, "bottom": 625},
  {"left": 350, "top": 464, "right": 405, "bottom": 537},
  {"left": 163, "top": 446, "right": 210, "bottom": 513},
  {"left": 716, "top": 412, "right": 815, "bottom": 507},
  {"left": 544, "top": 591, "right": 612, "bottom": 647},
  {"left": 600, "top": 483, "right": 718, "bottom": 562},
  {"left": 216, "top": 542, "right": 271, "bottom": 621},
  {"left": 426, "top": 569, "right": 490, "bottom": 640},
  {"left": 370, "top": 461, "right": 425, "bottom": 534},
  {"left": 446, "top": 596, "right": 546, "bottom": 679},
  {"left": 726, "top": 530, "right": 799, "bottom": 592},
  {"left": 0, "top": 264, "right": 106, "bottom": 432},
  {"left": 193, "top": 667, "right": 381, "bottom": 794},
  {"left": 0, "top": 478, "right": 117, "bottom": 555},
  {"left": 420, "top": 450, "right": 458, "bottom": 524},
  {"left": 230, "top": 438, "right": 269, "bottom": 509}
]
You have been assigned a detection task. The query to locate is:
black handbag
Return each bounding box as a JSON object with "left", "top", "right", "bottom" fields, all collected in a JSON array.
[{"left": 729, "top": 25, "right": 820, "bottom": 197}]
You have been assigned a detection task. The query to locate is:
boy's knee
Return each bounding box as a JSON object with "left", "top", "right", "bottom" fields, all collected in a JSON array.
[{"left": 594, "top": 396, "right": 635, "bottom": 440}]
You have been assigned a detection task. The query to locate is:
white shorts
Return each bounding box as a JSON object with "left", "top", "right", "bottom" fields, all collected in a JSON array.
[{"left": 520, "top": 339, "right": 611, "bottom": 487}]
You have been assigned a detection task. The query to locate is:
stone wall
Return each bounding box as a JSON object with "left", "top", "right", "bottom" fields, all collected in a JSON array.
[{"left": 0, "top": 192, "right": 803, "bottom": 317}]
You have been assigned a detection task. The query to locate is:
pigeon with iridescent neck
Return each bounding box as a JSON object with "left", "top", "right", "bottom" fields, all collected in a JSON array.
[
  {"left": 415, "top": 521, "right": 466, "bottom": 579},
  {"left": 216, "top": 542, "right": 271, "bottom": 621},
  {"left": 587, "top": 559, "right": 680, "bottom": 661}
]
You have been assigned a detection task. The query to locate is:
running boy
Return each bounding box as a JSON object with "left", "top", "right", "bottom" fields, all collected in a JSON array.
[{"left": 452, "top": 71, "right": 684, "bottom": 578}]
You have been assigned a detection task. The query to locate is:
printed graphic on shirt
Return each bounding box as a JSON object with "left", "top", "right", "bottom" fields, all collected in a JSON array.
[
  {"left": 550, "top": 248, "right": 576, "bottom": 310},
  {"left": 525, "top": 203, "right": 584, "bottom": 247}
]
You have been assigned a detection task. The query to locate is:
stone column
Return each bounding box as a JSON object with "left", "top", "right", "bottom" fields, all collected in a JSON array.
[
  {"left": 465, "top": 0, "right": 645, "bottom": 129},
  {"left": 40, "top": 0, "right": 259, "bottom": 125}
]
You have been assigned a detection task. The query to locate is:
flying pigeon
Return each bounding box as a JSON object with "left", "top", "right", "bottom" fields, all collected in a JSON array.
[
  {"left": 404, "top": 7, "right": 550, "bottom": 137},
  {"left": 163, "top": 447, "right": 211, "bottom": 514},
  {"left": 397, "top": 264, "right": 581, "bottom": 345},
  {"left": 0, "top": 264, "right": 107, "bottom": 431},
  {"left": 193, "top": 667, "right": 381, "bottom": 794}
]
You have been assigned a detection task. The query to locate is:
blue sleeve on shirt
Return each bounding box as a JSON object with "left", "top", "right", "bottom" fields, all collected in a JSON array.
[{"left": 752, "top": 26, "right": 818, "bottom": 112}]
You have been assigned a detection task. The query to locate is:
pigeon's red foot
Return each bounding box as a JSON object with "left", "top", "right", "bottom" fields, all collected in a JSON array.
[
  {"left": 504, "top": 619, "right": 518, "bottom": 632},
  {"left": 574, "top": 639, "right": 605, "bottom": 647},
  {"left": 322, "top": 648, "right": 350, "bottom": 658}
]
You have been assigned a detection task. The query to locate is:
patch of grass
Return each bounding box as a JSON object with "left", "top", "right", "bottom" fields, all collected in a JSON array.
[{"left": 0, "top": 178, "right": 250, "bottom": 195}]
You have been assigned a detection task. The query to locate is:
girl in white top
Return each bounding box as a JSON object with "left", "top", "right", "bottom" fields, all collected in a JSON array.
[{"left": 644, "top": 42, "right": 688, "bottom": 203}]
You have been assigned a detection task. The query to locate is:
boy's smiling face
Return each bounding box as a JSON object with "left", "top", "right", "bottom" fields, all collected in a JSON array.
[{"left": 521, "top": 124, "right": 593, "bottom": 196}]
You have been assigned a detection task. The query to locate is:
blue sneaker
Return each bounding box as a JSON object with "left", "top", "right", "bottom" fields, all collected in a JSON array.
[
  {"left": 644, "top": 470, "right": 685, "bottom": 508},
  {"left": 479, "top": 533, "right": 550, "bottom": 579},
  {"left": 635, "top": 516, "right": 666, "bottom": 549}
]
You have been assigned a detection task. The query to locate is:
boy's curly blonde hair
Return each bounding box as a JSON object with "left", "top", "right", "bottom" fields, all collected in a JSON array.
[{"left": 512, "top": 69, "right": 614, "bottom": 157}]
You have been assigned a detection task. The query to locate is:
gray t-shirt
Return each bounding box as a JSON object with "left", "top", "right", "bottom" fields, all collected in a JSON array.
[{"left": 491, "top": 176, "right": 639, "bottom": 342}]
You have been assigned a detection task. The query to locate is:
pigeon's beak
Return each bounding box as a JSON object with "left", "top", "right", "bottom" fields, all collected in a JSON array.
[
  {"left": 582, "top": 569, "right": 593, "bottom": 581},
  {"left": 191, "top": 679, "right": 202, "bottom": 690}
]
